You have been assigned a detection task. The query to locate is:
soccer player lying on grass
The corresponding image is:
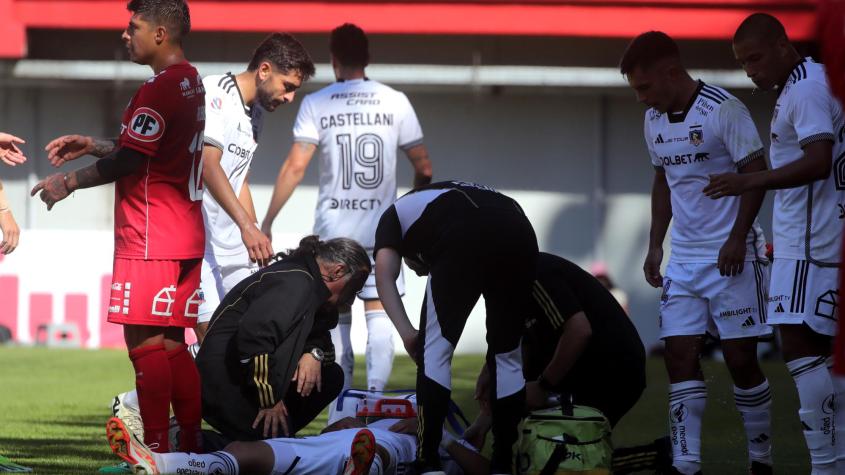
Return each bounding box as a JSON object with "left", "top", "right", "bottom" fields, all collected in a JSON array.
[{"left": 105, "top": 393, "right": 487, "bottom": 475}]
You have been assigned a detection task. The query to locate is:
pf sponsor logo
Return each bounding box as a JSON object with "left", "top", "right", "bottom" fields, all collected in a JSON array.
[
  {"left": 128, "top": 107, "right": 165, "bottom": 142},
  {"left": 211, "top": 97, "right": 223, "bottom": 110}
]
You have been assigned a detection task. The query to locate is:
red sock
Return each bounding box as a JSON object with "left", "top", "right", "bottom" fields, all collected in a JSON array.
[
  {"left": 129, "top": 344, "right": 171, "bottom": 453},
  {"left": 167, "top": 343, "right": 202, "bottom": 453}
]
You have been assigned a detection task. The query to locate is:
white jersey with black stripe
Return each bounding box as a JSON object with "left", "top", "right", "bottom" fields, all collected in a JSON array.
[
  {"left": 769, "top": 58, "right": 845, "bottom": 264},
  {"left": 201, "top": 73, "right": 266, "bottom": 256},
  {"left": 293, "top": 78, "right": 423, "bottom": 248},
  {"left": 643, "top": 81, "right": 768, "bottom": 263}
]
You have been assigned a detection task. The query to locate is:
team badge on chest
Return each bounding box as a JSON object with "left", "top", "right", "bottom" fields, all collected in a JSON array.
[{"left": 689, "top": 125, "right": 704, "bottom": 146}]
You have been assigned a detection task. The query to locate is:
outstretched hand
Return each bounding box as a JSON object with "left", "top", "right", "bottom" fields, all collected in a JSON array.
[
  {"left": 30, "top": 173, "right": 70, "bottom": 211},
  {"left": 0, "top": 133, "right": 27, "bottom": 166},
  {"left": 44, "top": 135, "right": 93, "bottom": 167}
]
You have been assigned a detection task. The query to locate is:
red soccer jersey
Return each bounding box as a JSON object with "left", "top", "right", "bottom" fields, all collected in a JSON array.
[{"left": 115, "top": 61, "right": 206, "bottom": 260}]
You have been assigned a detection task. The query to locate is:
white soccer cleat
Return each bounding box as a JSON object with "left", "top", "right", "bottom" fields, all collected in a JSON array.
[
  {"left": 111, "top": 392, "right": 144, "bottom": 441},
  {"left": 106, "top": 417, "right": 160, "bottom": 475},
  {"left": 342, "top": 428, "right": 376, "bottom": 475}
]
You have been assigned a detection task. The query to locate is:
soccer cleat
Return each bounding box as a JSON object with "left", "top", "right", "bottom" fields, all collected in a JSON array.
[
  {"left": 106, "top": 417, "right": 159, "bottom": 475},
  {"left": 342, "top": 428, "right": 376, "bottom": 475},
  {"left": 750, "top": 461, "right": 773, "bottom": 475},
  {"left": 111, "top": 392, "right": 144, "bottom": 441}
]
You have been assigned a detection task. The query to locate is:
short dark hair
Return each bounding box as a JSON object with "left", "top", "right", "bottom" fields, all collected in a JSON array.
[
  {"left": 330, "top": 23, "right": 369, "bottom": 68},
  {"left": 126, "top": 0, "right": 191, "bottom": 42},
  {"left": 248, "top": 33, "right": 316, "bottom": 81},
  {"left": 734, "top": 13, "right": 788, "bottom": 44},
  {"left": 619, "top": 31, "right": 681, "bottom": 75}
]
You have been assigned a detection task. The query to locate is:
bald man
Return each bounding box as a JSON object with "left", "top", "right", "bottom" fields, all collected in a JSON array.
[{"left": 706, "top": 13, "right": 845, "bottom": 474}]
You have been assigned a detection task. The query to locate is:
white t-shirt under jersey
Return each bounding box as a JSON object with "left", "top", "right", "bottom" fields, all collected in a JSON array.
[
  {"left": 769, "top": 58, "right": 845, "bottom": 264},
  {"left": 201, "top": 73, "right": 265, "bottom": 256},
  {"left": 644, "top": 81, "right": 768, "bottom": 263},
  {"left": 293, "top": 78, "right": 423, "bottom": 248}
]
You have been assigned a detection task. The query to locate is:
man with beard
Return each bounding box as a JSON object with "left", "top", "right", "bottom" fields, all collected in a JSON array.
[{"left": 195, "top": 33, "right": 315, "bottom": 344}]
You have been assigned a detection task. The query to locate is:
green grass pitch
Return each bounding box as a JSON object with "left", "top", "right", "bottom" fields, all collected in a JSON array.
[{"left": 0, "top": 347, "right": 811, "bottom": 473}]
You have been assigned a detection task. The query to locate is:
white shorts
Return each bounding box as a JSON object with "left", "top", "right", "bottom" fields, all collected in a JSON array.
[
  {"left": 659, "top": 260, "right": 772, "bottom": 340},
  {"left": 767, "top": 258, "right": 839, "bottom": 336},
  {"left": 198, "top": 250, "right": 256, "bottom": 323},
  {"left": 358, "top": 251, "right": 405, "bottom": 301},
  {"left": 262, "top": 422, "right": 416, "bottom": 474}
]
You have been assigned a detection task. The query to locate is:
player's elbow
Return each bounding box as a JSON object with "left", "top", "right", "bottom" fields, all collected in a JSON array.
[{"left": 282, "top": 159, "right": 308, "bottom": 182}]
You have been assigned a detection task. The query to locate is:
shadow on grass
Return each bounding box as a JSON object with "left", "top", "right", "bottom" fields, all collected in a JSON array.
[{"left": 1, "top": 411, "right": 115, "bottom": 474}]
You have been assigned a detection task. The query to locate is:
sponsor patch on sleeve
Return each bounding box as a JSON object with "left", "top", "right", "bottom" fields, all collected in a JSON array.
[{"left": 127, "top": 107, "right": 165, "bottom": 143}]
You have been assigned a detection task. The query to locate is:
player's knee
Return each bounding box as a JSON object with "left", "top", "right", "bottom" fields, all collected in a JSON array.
[
  {"left": 723, "top": 348, "right": 760, "bottom": 375},
  {"left": 663, "top": 344, "right": 700, "bottom": 380}
]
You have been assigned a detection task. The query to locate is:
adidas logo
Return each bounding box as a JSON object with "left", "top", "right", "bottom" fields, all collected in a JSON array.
[
  {"left": 654, "top": 134, "right": 665, "bottom": 144},
  {"left": 775, "top": 303, "right": 785, "bottom": 313},
  {"left": 741, "top": 316, "right": 755, "bottom": 328},
  {"left": 751, "top": 433, "right": 770, "bottom": 444}
]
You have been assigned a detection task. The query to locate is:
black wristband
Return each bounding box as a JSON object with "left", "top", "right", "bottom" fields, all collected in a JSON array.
[{"left": 537, "top": 372, "right": 555, "bottom": 392}]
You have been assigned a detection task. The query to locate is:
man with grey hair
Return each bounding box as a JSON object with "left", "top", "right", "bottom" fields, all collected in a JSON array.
[{"left": 194, "top": 235, "right": 371, "bottom": 443}]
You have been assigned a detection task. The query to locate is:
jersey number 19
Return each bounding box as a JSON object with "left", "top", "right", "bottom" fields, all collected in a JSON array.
[{"left": 337, "top": 133, "right": 384, "bottom": 190}]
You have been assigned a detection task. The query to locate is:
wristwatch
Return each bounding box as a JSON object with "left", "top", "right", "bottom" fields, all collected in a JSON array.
[{"left": 309, "top": 347, "right": 325, "bottom": 362}]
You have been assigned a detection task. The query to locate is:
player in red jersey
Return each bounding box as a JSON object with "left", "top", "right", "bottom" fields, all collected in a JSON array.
[{"left": 32, "top": 0, "right": 205, "bottom": 454}]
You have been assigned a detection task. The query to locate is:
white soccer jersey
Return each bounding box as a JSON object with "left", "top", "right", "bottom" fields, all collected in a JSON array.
[
  {"left": 769, "top": 58, "right": 845, "bottom": 264},
  {"left": 201, "top": 73, "right": 266, "bottom": 255},
  {"left": 644, "top": 81, "right": 768, "bottom": 263},
  {"left": 293, "top": 78, "right": 424, "bottom": 248}
]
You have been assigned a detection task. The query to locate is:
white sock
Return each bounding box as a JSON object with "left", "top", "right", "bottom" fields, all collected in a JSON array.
[
  {"left": 122, "top": 390, "right": 140, "bottom": 413},
  {"left": 369, "top": 453, "right": 384, "bottom": 475},
  {"left": 734, "top": 380, "right": 773, "bottom": 465},
  {"left": 827, "top": 357, "right": 845, "bottom": 467},
  {"left": 328, "top": 314, "right": 354, "bottom": 424},
  {"left": 668, "top": 380, "right": 706, "bottom": 474},
  {"left": 157, "top": 450, "right": 239, "bottom": 474},
  {"left": 365, "top": 310, "right": 395, "bottom": 391},
  {"left": 332, "top": 313, "right": 355, "bottom": 385},
  {"left": 787, "top": 356, "right": 837, "bottom": 471}
]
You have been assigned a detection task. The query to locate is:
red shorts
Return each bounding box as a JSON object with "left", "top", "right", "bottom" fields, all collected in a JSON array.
[{"left": 107, "top": 258, "right": 202, "bottom": 328}]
